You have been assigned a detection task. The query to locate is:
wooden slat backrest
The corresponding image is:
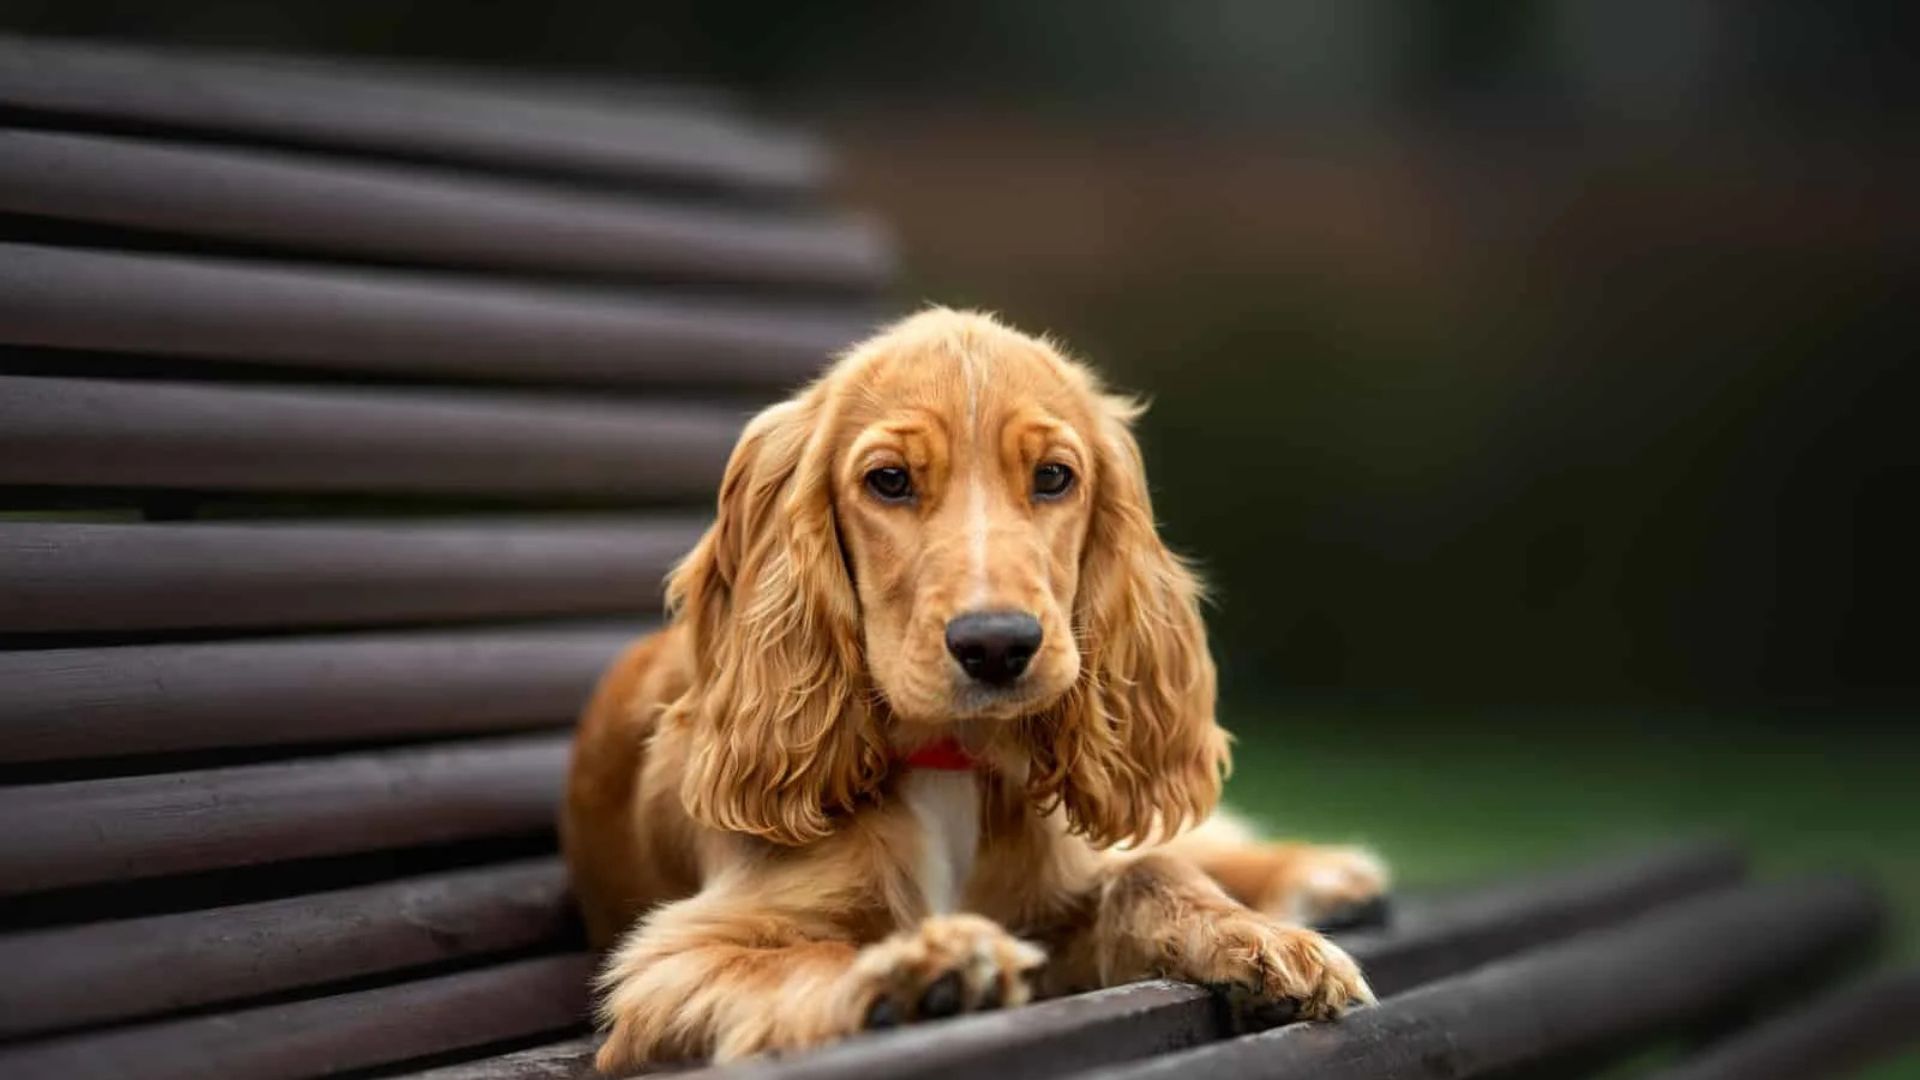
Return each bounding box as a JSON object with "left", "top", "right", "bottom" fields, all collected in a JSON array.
[
  {"left": 0, "top": 734, "right": 570, "bottom": 894},
  {"left": 0, "top": 624, "right": 639, "bottom": 761},
  {"left": 0, "top": 34, "right": 823, "bottom": 189},
  {"left": 1, "top": 243, "right": 878, "bottom": 385},
  {"left": 0, "top": 33, "right": 887, "bottom": 1080},
  {"left": 0, "top": 376, "right": 745, "bottom": 497},
  {"left": 0, "top": 857, "right": 572, "bottom": 1036},
  {"left": 0, "top": 130, "right": 889, "bottom": 288},
  {"left": 0, "top": 517, "right": 702, "bottom": 633},
  {"left": 0, "top": 954, "right": 599, "bottom": 1080}
]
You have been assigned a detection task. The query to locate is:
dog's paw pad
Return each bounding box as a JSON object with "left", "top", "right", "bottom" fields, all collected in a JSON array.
[
  {"left": 846, "top": 914, "right": 1045, "bottom": 1031},
  {"left": 1187, "top": 916, "right": 1374, "bottom": 1031}
]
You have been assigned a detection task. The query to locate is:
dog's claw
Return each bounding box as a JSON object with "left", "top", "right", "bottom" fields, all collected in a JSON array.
[
  {"left": 864, "top": 998, "right": 898, "bottom": 1029},
  {"left": 918, "top": 971, "right": 963, "bottom": 1018},
  {"left": 1208, "top": 980, "right": 1300, "bottom": 1034}
]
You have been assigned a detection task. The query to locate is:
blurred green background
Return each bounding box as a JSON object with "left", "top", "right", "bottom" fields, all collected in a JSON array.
[{"left": 7, "top": 0, "right": 1915, "bottom": 1051}]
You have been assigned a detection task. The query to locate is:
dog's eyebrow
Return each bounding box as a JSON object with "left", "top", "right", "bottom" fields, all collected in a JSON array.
[
  {"left": 853, "top": 414, "right": 937, "bottom": 443},
  {"left": 1017, "top": 413, "right": 1088, "bottom": 455},
  {"left": 844, "top": 415, "right": 943, "bottom": 470}
]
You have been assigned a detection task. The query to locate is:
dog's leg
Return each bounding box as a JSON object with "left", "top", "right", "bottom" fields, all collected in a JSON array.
[
  {"left": 593, "top": 868, "right": 1043, "bottom": 1071},
  {"left": 1159, "top": 811, "right": 1390, "bottom": 926},
  {"left": 1047, "top": 851, "right": 1372, "bottom": 1027}
]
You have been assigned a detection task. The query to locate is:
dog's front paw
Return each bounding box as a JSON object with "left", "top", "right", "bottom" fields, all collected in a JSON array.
[
  {"left": 1189, "top": 915, "right": 1373, "bottom": 1030},
  {"left": 1257, "top": 845, "right": 1391, "bottom": 929},
  {"left": 846, "top": 914, "right": 1046, "bottom": 1030}
]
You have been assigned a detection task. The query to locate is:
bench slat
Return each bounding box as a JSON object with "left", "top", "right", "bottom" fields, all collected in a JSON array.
[
  {"left": 0, "top": 733, "right": 568, "bottom": 894},
  {"left": 401, "top": 1036, "right": 602, "bottom": 1080},
  {"left": 0, "top": 517, "right": 699, "bottom": 634},
  {"left": 0, "top": 34, "right": 821, "bottom": 191},
  {"left": 0, "top": 375, "right": 745, "bottom": 497},
  {"left": 710, "top": 982, "right": 1218, "bottom": 1080},
  {"left": 0, "top": 623, "right": 635, "bottom": 762},
  {"left": 1087, "top": 877, "right": 1885, "bottom": 1080},
  {"left": 0, "top": 243, "right": 877, "bottom": 386},
  {"left": 1340, "top": 839, "right": 1747, "bottom": 996},
  {"left": 0, "top": 952, "right": 594, "bottom": 1080},
  {"left": 1648, "top": 968, "right": 1920, "bottom": 1080},
  {"left": 689, "top": 841, "right": 1745, "bottom": 1080},
  {"left": 0, "top": 856, "right": 573, "bottom": 1037},
  {"left": 0, "top": 130, "right": 889, "bottom": 288}
]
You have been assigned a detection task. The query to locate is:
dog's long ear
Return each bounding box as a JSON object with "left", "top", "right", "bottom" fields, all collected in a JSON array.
[
  {"left": 665, "top": 388, "right": 886, "bottom": 846},
  {"left": 1025, "top": 393, "right": 1230, "bottom": 847}
]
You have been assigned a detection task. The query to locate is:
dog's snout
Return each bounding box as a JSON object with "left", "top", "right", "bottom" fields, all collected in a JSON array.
[{"left": 944, "top": 611, "right": 1043, "bottom": 686}]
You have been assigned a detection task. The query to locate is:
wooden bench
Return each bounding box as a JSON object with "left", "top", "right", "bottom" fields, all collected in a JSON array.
[
  {"left": 0, "top": 35, "right": 1912, "bottom": 1080},
  {"left": 0, "top": 32, "right": 876, "bottom": 1079}
]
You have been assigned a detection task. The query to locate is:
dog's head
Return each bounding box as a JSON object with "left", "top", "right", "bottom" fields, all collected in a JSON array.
[{"left": 666, "top": 309, "right": 1228, "bottom": 846}]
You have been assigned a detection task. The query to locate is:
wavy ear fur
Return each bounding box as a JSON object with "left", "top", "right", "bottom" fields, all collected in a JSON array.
[
  {"left": 1024, "top": 393, "right": 1231, "bottom": 847},
  {"left": 665, "top": 389, "right": 886, "bottom": 846}
]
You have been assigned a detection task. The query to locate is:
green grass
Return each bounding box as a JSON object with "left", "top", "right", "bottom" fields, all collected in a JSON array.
[{"left": 1222, "top": 703, "right": 1920, "bottom": 1077}]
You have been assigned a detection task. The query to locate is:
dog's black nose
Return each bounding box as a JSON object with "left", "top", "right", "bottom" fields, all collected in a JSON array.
[{"left": 945, "top": 611, "right": 1043, "bottom": 686}]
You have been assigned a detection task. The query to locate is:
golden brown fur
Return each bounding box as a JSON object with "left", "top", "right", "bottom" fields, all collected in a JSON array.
[{"left": 563, "top": 309, "right": 1387, "bottom": 1071}]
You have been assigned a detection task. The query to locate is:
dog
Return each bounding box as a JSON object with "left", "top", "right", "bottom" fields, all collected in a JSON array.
[{"left": 564, "top": 309, "right": 1387, "bottom": 1071}]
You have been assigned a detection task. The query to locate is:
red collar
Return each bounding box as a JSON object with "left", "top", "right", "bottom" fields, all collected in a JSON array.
[{"left": 896, "top": 736, "right": 981, "bottom": 772}]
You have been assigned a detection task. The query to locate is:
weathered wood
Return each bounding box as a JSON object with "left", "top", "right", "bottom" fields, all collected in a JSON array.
[
  {"left": 1088, "top": 877, "right": 1885, "bottom": 1080},
  {"left": 0, "top": 130, "right": 890, "bottom": 288},
  {"left": 0, "top": 733, "right": 568, "bottom": 894},
  {"left": 709, "top": 981, "right": 1220, "bottom": 1080},
  {"left": 690, "top": 842, "right": 1746, "bottom": 1080},
  {"left": 1649, "top": 968, "right": 1920, "bottom": 1080},
  {"left": 0, "top": 856, "right": 573, "bottom": 1037},
  {"left": 0, "top": 243, "right": 878, "bottom": 386},
  {"left": 0, "top": 34, "right": 823, "bottom": 191},
  {"left": 1342, "top": 838, "right": 1747, "bottom": 995},
  {"left": 0, "top": 623, "right": 637, "bottom": 762},
  {"left": 0, "top": 516, "right": 700, "bottom": 633},
  {"left": 402, "top": 1036, "right": 602, "bottom": 1080},
  {"left": 0, "top": 952, "right": 595, "bottom": 1080},
  {"left": 0, "top": 375, "right": 747, "bottom": 497}
]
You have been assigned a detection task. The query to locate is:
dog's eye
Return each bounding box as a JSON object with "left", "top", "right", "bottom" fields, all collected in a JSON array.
[
  {"left": 1033, "top": 463, "right": 1075, "bottom": 500},
  {"left": 864, "top": 467, "right": 914, "bottom": 503}
]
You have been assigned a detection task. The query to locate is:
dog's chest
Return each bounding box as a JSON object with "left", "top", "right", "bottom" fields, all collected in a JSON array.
[{"left": 899, "top": 770, "right": 980, "bottom": 915}]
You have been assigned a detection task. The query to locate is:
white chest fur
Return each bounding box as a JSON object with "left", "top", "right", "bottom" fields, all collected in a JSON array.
[{"left": 900, "top": 770, "right": 980, "bottom": 915}]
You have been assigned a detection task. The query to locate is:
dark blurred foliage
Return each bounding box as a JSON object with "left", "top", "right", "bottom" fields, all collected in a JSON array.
[{"left": 6, "top": 1, "right": 1916, "bottom": 711}]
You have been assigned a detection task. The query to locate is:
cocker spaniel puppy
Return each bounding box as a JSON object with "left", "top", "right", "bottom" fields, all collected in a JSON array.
[{"left": 564, "top": 309, "right": 1387, "bottom": 1071}]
